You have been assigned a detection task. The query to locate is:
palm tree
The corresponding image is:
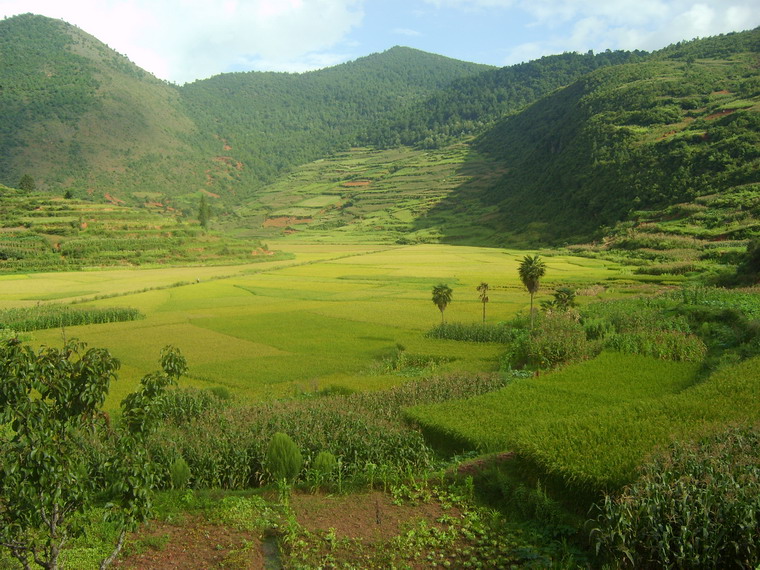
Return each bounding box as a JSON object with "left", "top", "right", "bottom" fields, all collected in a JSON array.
[
  {"left": 476, "top": 282, "right": 489, "bottom": 323},
  {"left": 432, "top": 284, "right": 453, "bottom": 324},
  {"left": 518, "top": 255, "right": 546, "bottom": 329}
]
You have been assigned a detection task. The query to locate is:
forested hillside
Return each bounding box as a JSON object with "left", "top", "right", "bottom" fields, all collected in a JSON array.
[
  {"left": 361, "top": 49, "right": 645, "bottom": 148},
  {"left": 462, "top": 29, "right": 760, "bottom": 244},
  {"left": 180, "top": 47, "right": 492, "bottom": 189},
  {"left": 0, "top": 14, "right": 211, "bottom": 204}
]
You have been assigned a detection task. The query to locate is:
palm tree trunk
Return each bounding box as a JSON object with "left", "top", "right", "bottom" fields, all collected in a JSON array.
[{"left": 529, "top": 293, "right": 534, "bottom": 329}]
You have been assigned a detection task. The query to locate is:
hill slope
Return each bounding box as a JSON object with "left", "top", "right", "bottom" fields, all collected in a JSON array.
[
  {"left": 451, "top": 28, "right": 760, "bottom": 245},
  {"left": 0, "top": 14, "right": 212, "bottom": 202},
  {"left": 180, "top": 46, "right": 493, "bottom": 190}
]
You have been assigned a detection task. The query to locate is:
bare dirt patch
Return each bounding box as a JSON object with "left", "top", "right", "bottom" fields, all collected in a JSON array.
[
  {"left": 113, "top": 517, "right": 263, "bottom": 570},
  {"left": 291, "top": 490, "right": 454, "bottom": 544},
  {"left": 341, "top": 180, "right": 371, "bottom": 187},
  {"left": 262, "top": 216, "right": 312, "bottom": 228}
]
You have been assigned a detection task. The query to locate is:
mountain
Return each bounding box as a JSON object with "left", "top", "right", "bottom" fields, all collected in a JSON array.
[
  {"left": 0, "top": 15, "right": 492, "bottom": 207},
  {"left": 0, "top": 14, "right": 210, "bottom": 203},
  {"left": 439, "top": 28, "right": 760, "bottom": 245},
  {"left": 180, "top": 46, "right": 493, "bottom": 191}
]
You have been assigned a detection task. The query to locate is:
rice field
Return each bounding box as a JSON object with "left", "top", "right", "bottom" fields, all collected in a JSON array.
[
  {"left": 407, "top": 351, "right": 760, "bottom": 491},
  {"left": 2, "top": 243, "right": 627, "bottom": 408}
]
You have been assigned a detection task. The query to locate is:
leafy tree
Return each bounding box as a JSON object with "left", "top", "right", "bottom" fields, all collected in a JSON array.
[
  {"left": 541, "top": 286, "right": 577, "bottom": 312},
  {"left": 432, "top": 284, "right": 453, "bottom": 324},
  {"left": 476, "top": 282, "right": 490, "bottom": 322},
  {"left": 18, "top": 174, "right": 35, "bottom": 192},
  {"left": 518, "top": 255, "right": 546, "bottom": 329},
  {"left": 0, "top": 339, "right": 186, "bottom": 570},
  {"left": 736, "top": 238, "right": 760, "bottom": 284},
  {"left": 197, "top": 194, "right": 211, "bottom": 230}
]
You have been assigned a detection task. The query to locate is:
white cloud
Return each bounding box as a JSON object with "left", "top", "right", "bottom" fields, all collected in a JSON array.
[
  {"left": 422, "top": 0, "right": 760, "bottom": 63},
  {"left": 0, "top": 0, "right": 365, "bottom": 83}
]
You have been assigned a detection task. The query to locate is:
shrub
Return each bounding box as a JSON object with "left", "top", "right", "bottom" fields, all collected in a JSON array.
[
  {"left": 169, "top": 457, "right": 191, "bottom": 490},
  {"left": 265, "top": 432, "right": 303, "bottom": 483},
  {"left": 506, "top": 311, "right": 597, "bottom": 369},
  {"left": 312, "top": 450, "right": 338, "bottom": 477},
  {"left": 593, "top": 424, "right": 760, "bottom": 568},
  {"left": 425, "top": 321, "right": 518, "bottom": 343}
]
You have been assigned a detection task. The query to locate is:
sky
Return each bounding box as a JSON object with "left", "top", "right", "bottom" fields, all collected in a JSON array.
[{"left": 1, "top": 0, "right": 758, "bottom": 84}]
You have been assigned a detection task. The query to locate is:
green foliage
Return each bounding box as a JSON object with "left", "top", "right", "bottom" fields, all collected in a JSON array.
[
  {"left": 143, "top": 371, "right": 510, "bottom": 490},
  {"left": 426, "top": 321, "right": 519, "bottom": 343},
  {"left": 507, "top": 310, "right": 598, "bottom": 369},
  {"left": 121, "top": 346, "right": 188, "bottom": 436},
  {"left": 605, "top": 329, "right": 707, "bottom": 361},
  {"left": 17, "top": 174, "right": 34, "bottom": 192},
  {"left": 0, "top": 339, "right": 165, "bottom": 569},
  {"left": 593, "top": 424, "right": 760, "bottom": 569},
  {"left": 197, "top": 194, "right": 211, "bottom": 230},
  {"left": 518, "top": 255, "right": 546, "bottom": 328},
  {"left": 169, "top": 457, "right": 191, "bottom": 490},
  {"left": 265, "top": 432, "right": 303, "bottom": 484}
]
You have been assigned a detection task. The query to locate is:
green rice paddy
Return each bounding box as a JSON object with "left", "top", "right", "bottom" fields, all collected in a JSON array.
[{"left": 1, "top": 243, "right": 626, "bottom": 408}]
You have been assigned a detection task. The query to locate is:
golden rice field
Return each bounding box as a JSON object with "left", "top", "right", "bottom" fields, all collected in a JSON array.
[{"left": 0, "top": 243, "right": 628, "bottom": 408}]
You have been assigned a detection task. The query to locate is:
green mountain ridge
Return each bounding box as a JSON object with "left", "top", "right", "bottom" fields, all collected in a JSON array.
[{"left": 1, "top": 13, "right": 758, "bottom": 250}]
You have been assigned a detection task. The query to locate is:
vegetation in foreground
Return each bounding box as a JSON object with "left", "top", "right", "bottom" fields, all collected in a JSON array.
[{"left": 2, "top": 275, "right": 759, "bottom": 568}]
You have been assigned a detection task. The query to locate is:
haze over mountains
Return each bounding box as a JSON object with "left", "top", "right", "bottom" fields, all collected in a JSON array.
[{"left": 1, "top": 13, "right": 758, "bottom": 244}]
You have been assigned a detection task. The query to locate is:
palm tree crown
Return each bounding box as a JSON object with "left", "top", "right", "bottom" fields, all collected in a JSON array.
[
  {"left": 432, "top": 284, "right": 453, "bottom": 323},
  {"left": 518, "top": 255, "right": 546, "bottom": 328}
]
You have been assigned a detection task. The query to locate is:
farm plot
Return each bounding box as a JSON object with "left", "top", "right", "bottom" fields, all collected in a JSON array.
[
  {"left": 20, "top": 244, "right": 626, "bottom": 408},
  {"left": 407, "top": 351, "right": 760, "bottom": 492}
]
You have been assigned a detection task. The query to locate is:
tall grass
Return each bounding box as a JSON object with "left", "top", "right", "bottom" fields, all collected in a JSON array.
[
  {"left": 142, "top": 371, "right": 511, "bottom": 490},
  {"left": 0, "top": 305, "right": 143, "bottom": 332},
  {"left": 406, "top": 352, "right": 760, "bottom": 493}
]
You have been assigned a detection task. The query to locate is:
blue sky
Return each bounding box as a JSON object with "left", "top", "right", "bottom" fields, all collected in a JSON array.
[{"left": 1, "top": 0, "right": 758, "bottom": 84}]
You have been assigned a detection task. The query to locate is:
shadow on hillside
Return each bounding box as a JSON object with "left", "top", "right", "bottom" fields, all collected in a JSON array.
[{"left": 409, "top": 146, "right": 512, "bottom": 247}]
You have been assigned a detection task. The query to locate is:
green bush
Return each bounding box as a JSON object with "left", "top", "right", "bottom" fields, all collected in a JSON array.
[
  {"left": 265, "top": 432, "right": 303, "bottom": 483},
  {"left": 312, "top": 450, "right": 337, "bottom": 477},
  {"left": 593, "top": 424, "right": 760, "bottom": 568},
  {"left": 169, "top": 457, "right": 191, "bottom": 490},
  {"left": 506, "top": 311, "right": 598, "bottom": 369}
]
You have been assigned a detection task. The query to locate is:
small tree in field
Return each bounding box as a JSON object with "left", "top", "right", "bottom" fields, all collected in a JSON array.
[
  {"left": 197, "top": 194, "right": 211, "bottom": 230},
  {"left": 518, "top": 255, "right": 546, "bottom": 329},
  {"left": 432, "top": 284, "right": 453, "bottom": 324},
  {"left": 18, "top": 174, "right": 35, "bottom": 192},
  {"left": 0, "top": 339, "right": 186, "bottom": 570},
  {"left": 476, "top": 282, "right": 489, "bottom": 322}
]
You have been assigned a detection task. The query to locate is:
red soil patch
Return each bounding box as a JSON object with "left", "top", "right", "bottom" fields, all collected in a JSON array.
[
  {"left": 201, "top": 189, "right": 221, "bottom": 198},
  {"left": 706, "top": 109, "right": 736, "bottom": 120},
  {"left": 342, "top": 180, "right": 371, "bottom": 187},
  {"left": 113, "top": 517, "right": 263, "bottom": 569},
  {"left": 291, "top": 490, "right": 456, "bottom": 544},
  {"left": 104, "top": 193, "right": 126, "bottom": 205},
  {"left": 263, "top": 216, "right": 312, "bottom": 228}
]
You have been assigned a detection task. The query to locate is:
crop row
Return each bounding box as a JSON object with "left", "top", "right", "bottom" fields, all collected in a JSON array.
[
  {"left": 0, "top": 305, "right": 143, "bottom": 332},
  {"left": 140, "top": 371, "right": 512, "bottom": 490},
  {"left": 60, "top": 237, "right": 183, "bottom": 257}
]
